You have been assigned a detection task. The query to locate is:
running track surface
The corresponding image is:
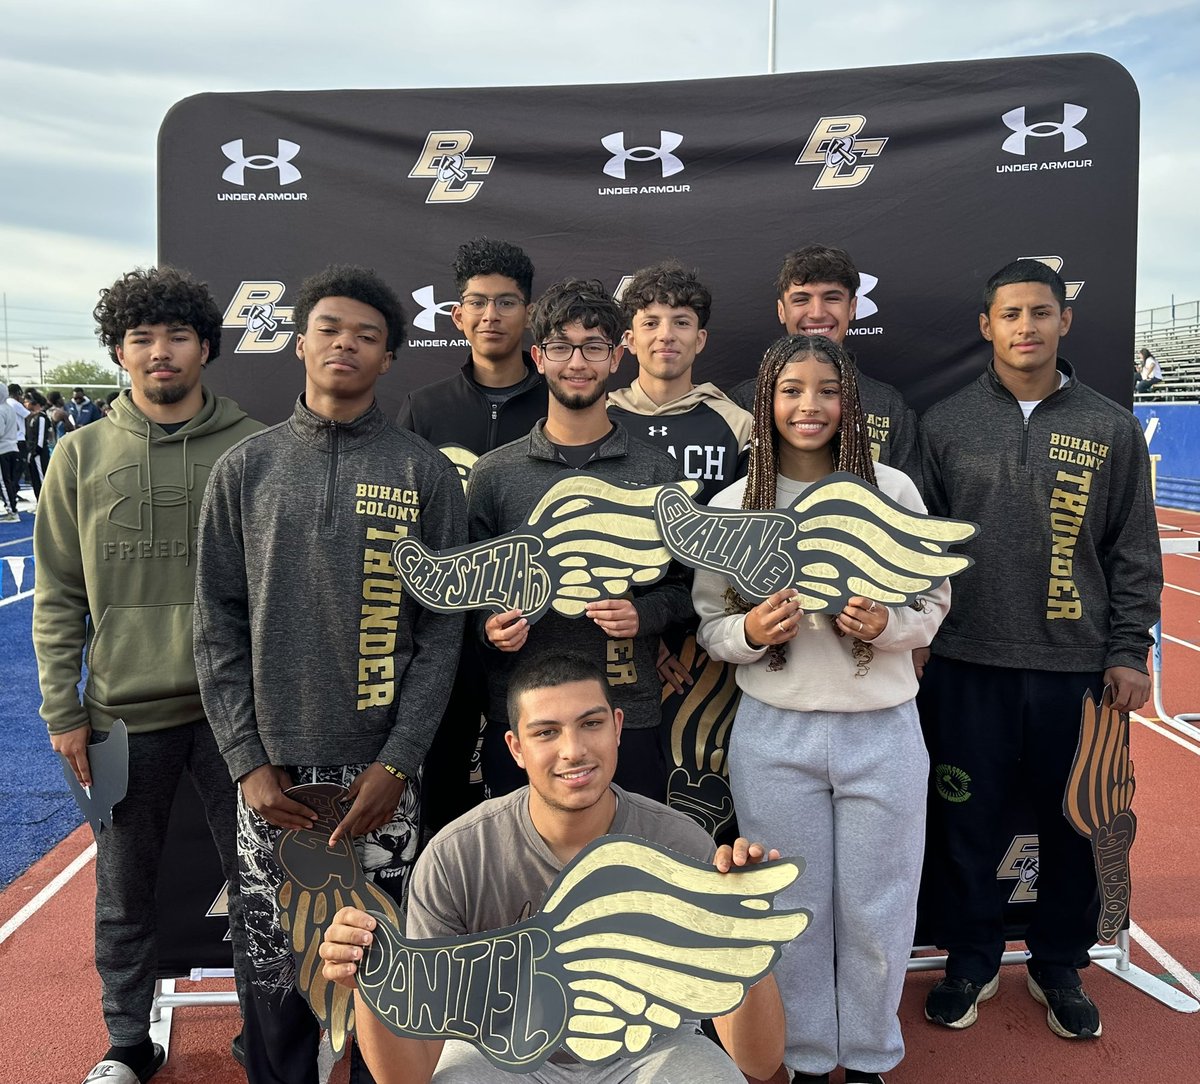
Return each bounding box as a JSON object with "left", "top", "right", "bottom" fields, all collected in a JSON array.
[{"left": 3, "top": 509, "right": 1198, "bottom": 1083}]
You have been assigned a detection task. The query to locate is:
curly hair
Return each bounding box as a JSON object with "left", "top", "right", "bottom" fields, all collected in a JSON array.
[
  {"left": 619, "top": 260, "right": 712, "bottom": 328},
  {"left": 94, "top": 267, "right": 223, "bottom": 366},
  {"left": 453, "top": 237, "right": 534, "bottom": 301},
  {"left": 292, "top": 265, "right": 407, "bottom": 354},
  {"left": 731, "top": 334, "right": 877, "bottom": 671},
  {"left": 775, "top": 244, "right": 860, "bottom": 299},
  {"left": 529, "top": 279, "right": 623, "bottom": 346}
]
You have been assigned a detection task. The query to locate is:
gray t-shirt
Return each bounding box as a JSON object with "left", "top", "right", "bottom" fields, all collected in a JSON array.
[{"left": 407, "top": 784, "right": 715, "bottom": 938}]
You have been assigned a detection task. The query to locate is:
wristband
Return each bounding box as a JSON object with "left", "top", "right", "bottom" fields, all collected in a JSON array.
[{"left": 379, "top": 762, "right": 407, "bottom": 782}]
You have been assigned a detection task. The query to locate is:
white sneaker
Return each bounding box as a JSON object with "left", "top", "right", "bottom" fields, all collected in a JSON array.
[{"left": 0, "top": 511, "right": 19, "bottom": 522}]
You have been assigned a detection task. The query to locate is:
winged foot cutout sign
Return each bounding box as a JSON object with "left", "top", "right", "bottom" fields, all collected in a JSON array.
[
  {"left": 1063, "top": 685, "right": 1137, "bottom": 942},
  {"left": 656, "top": 471, "right": 978, "bottom": 611},
  {"left": 392, "top": 475, "right": 702, "bottom": 624},
  {"left": 275, "top": 786, "right": 809, "bottom": 1071}
]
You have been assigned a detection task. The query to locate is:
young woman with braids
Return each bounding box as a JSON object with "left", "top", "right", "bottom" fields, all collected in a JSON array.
[{"left": 691, "top": 334, "right": 949, "bottom": 1084}]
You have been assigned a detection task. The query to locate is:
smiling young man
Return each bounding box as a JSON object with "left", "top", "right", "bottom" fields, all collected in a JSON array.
[
  {"left": 194, "top": 265, "right": 467, "bottom": 1084},
  {"left": 317, "top": 652, "right": 786, "bottom": 1084},
  {"left": 608, "top": 260, "right": 750, "bottom": 503},
  {"left": 466, "top": 280, "right": 692, "bottom": 804},
  {"left": 918, "top": 259, "right": 1161, "bottom": 1039},
  {"left": 32, "top": 266, "right": 262, "bottom": 1084},
  {"left": 728, "top": 245, "right": 920, "bottom": 484}
]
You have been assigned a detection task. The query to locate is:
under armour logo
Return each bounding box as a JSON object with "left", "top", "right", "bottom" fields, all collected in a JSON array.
[
  {"left": 1001, "top": 104, "right": 1087, "bottom": 156},
  {"left": 411, "top": 286, "right": 457, "bottom": 333},
  {"left": 856, "top": 273, "right": 879, "bottom": 320},
  {"left": 106, "top": 462, "right": 211, "bottom": 531},
  {"left": 648, "top": 425, "right": 668, "bottom": 437},
  {"left": 601, "top": 131, "right": 684, "bottom": 179},
  {"left": 221, "top": 139, "right": 302, "bottom": 185}
]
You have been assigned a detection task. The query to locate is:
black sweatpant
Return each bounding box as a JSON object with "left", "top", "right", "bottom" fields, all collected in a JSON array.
[
  {"left": 94, "top": 721, "right": 248, "bottom": 1045},
  {"left": 0, "top": 449, "right": 18, "bottom": 511},
  {"left": 919, "top": 656, "right": 1102, "bottom": 986},
  {"left": 27, "top": 445, "right": 49, "bottom": 499}
]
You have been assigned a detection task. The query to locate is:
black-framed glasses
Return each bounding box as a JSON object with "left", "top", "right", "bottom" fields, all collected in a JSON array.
[
  {"left": 538, "top": 340, "right": 615, "bottom": 363},
  {"left": 459, "top": 293, "right": 526, "bottom": 315}
]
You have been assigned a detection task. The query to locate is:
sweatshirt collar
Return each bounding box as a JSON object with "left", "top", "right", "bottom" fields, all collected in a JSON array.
[
  {"left": 526, "top": 418, "right": 629, "bottom": 463},
  {"left": 460, "top": 351, "right": 543, "bottom": 393},
  {"left": 981, "top": 357, "right": 1077, "bottom": 403},
  {"left": 288, "top": 394, "right": 389, "bottom": 449}
]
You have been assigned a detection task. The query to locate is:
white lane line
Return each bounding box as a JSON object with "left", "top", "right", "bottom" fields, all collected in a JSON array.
[
  {"left": 1166, "top": 582, "right": 1200, "bottom": 599},
  {"left": 1133, "top": 714, "right": 1200, "bottom": 757},
  {"left": 0, "top": 589, "right": 32, "bottom": 608},
  {"left": 1130, "top": 920, "right": 1200, "bottom": 1000},
  {"left": 0, "top": 841, "right": 96, "bottom": 945},
  {"left": 0, "top": 537, "right": 33, "bottom": 548},
  {"left": 1164, "top": 633, "right": 1200, "bottom": 654}
]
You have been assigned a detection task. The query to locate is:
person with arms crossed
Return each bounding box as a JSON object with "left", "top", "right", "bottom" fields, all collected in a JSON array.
[
  {"left": 319, "top": 652, "right": 787, "bottom": 1083},
  {"left": 194, "top": 265, "right": 467, "bottom": 1084},
  {"left": 34, "top": 266, "right": 262, "bottom": 1084},
  {"left": 918, "top": 258, "right": 1162, "bottom": 1039}
]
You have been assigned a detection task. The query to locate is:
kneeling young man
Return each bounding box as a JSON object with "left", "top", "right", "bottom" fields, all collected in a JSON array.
[{"left": 320, "top": 653, "right": 786, "bottom": 1083}]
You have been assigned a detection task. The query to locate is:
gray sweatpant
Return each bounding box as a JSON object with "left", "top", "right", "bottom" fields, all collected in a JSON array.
[
  {"left": 431, "top": 1028, "right": 743, "bottom": 1083},
  {"left": 94, "top": 720, "right": 247, "bottom": 1045},
  {"left": 728, "top": 695, "right": 927, "bottom": 1077}
]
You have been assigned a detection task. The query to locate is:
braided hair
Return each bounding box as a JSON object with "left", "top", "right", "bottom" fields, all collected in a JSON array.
[{"left": 729, "top": 334, "right": 876, "bottom": 670}]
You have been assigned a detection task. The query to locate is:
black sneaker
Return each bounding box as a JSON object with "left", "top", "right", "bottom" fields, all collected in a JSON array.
[
  {"left": 845, "top": 1072, "right": 885, "bottom": 1084},
  {"left": 1026, "top": 974, "right": 1102, "bottom": 1038},
  {"left": 791, "top": 1073, "right": 829, "bottom": 1084},
  {"left": 924, "top": 973, "right": 999, "bottom": 1028},
  {"left": 231, "top": 1032, "right": 246, "bottom": 1066}
]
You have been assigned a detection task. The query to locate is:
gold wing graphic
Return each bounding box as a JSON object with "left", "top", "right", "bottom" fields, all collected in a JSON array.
[
  {"left": 540, "top": 837, "right": 809, "bottom": 1063},
  {"left": 353, "top": 835, "right": 809, "bottom": 1073},
  {"left": 656, "top": 471, "right": 977, "bottom": 612},
  {"left": 438, "top": 443, "right": 479, "bottom": 494},
  {"left": 273, "top": 784, "right": 403, "bottom": 1054},
  {"left": 393, "top": 474, "right": 701, "bottom": 623},
  {"left": 660, "top": 636, "right": 740, "bottom": 838}
]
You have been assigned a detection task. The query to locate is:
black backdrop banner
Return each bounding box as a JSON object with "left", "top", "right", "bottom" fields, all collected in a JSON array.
[{"left": 159, "top": 53, "right": 1139, "bottom": 427}]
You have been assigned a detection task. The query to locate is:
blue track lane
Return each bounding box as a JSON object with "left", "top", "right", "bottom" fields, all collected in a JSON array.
[{"left": 1, "top": 518, "right": 83, "bottom": 886}]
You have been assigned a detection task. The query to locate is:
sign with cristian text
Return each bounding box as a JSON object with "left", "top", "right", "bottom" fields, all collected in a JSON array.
[{"left": 159, "top": 54, "right": 1138, "bottom": 425}]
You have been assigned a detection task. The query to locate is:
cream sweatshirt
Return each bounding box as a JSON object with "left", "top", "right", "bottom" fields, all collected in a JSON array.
[{"left": 692, "top": 464, "right": 949, "bottom": 713}]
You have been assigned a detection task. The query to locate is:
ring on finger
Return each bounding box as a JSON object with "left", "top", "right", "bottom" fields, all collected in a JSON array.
[
  {"left": 868, "top": 600, "right": 877, "bottom": 613},
  {"left": 856, "top": 618, "right": 864, "bottom": 632}
]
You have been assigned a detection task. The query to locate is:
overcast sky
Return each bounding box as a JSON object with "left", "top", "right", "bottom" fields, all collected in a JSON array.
[{"left": 1, "top": 0, "right": 1197, "bottom": 381}]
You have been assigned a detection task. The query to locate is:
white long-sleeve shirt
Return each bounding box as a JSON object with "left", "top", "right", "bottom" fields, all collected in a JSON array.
[{"left": 693, "top": 464, "right": 949, "bottom": 713}]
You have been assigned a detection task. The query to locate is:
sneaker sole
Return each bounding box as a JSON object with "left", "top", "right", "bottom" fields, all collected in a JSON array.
[
  {"left": 1026, "top": 975, "right": 1102, "bottom": 1039},
  {"left": 925, "top": 973, "right": 1000, "bottom": 1029}
]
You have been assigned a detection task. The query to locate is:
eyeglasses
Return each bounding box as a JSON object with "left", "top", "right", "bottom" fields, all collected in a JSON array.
[
  {"left": 537, "top": 340, "right": 616, "bottom": 363},
  {"left": 459, "top": 293, "right": 526, "bottom": 315}
]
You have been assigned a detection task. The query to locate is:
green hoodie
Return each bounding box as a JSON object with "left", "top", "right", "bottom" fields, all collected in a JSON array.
[{"left": 33, "top": 388, "right": 263, "bottom": 735}]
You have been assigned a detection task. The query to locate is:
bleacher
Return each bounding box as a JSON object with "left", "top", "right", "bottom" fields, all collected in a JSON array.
[{"left": 1135, "top": 299, "right": 1200, "bottom": 404}]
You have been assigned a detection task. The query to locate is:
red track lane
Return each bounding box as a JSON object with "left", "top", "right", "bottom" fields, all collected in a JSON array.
[{"left": 5, "top": 510, "right": 1199, "bottom": 1084}]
